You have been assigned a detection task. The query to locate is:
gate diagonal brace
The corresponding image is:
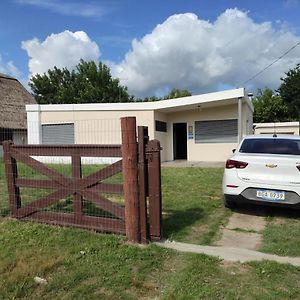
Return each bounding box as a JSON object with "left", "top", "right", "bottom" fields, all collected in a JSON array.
[{"left": 10, "top": 149, "right": 124, "bottom": 219}]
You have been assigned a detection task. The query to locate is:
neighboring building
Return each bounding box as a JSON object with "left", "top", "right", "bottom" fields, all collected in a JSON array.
[
  {"left": 254, "top": 122, "right": 300, "bottom": 135},
  {"left": 26, "top": 88, "right": 253, "bottom": 162},
  {"left": 0, "top": 73, "right": 36, "bottom": 156}
]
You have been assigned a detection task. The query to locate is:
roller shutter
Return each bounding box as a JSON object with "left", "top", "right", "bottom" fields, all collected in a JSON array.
[
  {"left": 42, "top": 123, "right": 74, "bottom": 144},
  {"left": 195, "top": 119, "right": 238, "bottom": 143}
]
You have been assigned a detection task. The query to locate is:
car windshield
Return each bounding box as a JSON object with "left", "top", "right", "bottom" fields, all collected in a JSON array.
[{"left": 239, "top": 138, "right": 300, "bottom": 155}]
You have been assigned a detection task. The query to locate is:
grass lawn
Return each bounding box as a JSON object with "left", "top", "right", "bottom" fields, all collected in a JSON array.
[
  {"left": 1, "top": 220, "right": 300, "bottom": 299},
  {"left": 261, "top": 213, "right": 300, "bottom": 257},
  {"left": 1, "top": 160, "right": 300, "bottom": 298},
  {"left": 161, "top": 167, "right": 231, "bottom": 244}
]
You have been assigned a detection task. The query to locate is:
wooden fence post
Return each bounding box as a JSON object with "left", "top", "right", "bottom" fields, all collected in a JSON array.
[
  {"left": 138, "top": 126, "right": 149, "bottom": 243},
  {"left": 3, "top": 141, "right": 21, "bottom": 218},
  {"left": 146, "top": 140, "right": 162, "bottom": 241},
  {"left": 121, "top": 117, "right": 140, "bottom": 243}
]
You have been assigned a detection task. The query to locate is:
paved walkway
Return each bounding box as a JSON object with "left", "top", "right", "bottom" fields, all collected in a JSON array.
[
  {"left": 215, "top": 210, "right": 267, "bottom": 250},
  {"left": 156, "top": 209, "right": 300, "bottom": 267},
  {"left": 156, "top": 240, "right": 300, "bottom": 267}
]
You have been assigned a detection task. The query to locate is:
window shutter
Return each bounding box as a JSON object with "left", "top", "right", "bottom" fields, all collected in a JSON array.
[
  {"left": 195, "top": 119, "right": 238, "bottom": 143},
  {"left": 42, "top": 123, "right": 74, "bottom": 144}
]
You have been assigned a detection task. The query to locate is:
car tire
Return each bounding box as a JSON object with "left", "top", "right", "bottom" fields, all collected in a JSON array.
[{"left": 224, "top": 198, "right": 236, "bottom": 209}]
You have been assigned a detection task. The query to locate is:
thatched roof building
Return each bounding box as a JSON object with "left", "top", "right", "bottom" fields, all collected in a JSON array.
[{"left": 0, "top": 73, "right": 36, "bottom": 129}]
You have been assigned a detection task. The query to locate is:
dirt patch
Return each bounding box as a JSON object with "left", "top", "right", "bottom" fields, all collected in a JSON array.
[
  {"left": 219, "top": 260, "right": 251, "bottom": 274},
  {"left": 131, "top": 252, "right": 185, "bottom": 300}
]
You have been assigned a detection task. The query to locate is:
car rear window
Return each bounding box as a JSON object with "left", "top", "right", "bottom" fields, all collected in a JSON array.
[{"left": 239, "top": 138, "right": 300, "bottom": 155}]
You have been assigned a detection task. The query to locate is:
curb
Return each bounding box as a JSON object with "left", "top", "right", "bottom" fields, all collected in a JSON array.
[{"left": 155, "top": 240, "right": 300, "bottom": 267}]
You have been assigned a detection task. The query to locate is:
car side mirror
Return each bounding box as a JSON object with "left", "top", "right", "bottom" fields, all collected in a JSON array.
[{"left": 232, "top": 149, "right": 236, "bottom": 153}]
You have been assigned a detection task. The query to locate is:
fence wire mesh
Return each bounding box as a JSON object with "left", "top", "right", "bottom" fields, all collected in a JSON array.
[{"left": 1, "top": 119, "right": 128, "bottom": 234}]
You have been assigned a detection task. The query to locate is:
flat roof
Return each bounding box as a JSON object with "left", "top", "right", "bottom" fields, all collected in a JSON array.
[{"left": 27, "top": 87, "right": 252, "bottom": 113}]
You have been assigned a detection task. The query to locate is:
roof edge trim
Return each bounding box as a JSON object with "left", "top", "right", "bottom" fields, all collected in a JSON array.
[{"left": 26, "top": 88, "right": 246, "bottom": 112}]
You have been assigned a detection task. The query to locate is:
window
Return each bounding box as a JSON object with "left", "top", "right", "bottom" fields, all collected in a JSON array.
[
  {"left": 239, "top": 138, "right": 300, "bottom": 155},
  {"left": 155, "top": 120, "right": 167, "bottom": 132},
  {"left": 195, "top": 119, "right": 238, "bottom": 143},
  {"left": 42, "top": 123, "right": 74, "bottom": 144}
]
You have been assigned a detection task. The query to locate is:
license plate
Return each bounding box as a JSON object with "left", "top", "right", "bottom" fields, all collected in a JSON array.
[{"left": 256, "top": 189, "right": 285, "bottom": 201}]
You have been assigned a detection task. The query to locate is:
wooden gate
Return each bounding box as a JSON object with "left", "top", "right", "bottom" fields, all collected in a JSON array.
[{"left": 3, "top": 117, "right": 162, "bottom": 243}]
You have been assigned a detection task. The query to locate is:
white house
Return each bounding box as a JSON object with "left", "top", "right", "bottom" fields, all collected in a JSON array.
[{"left": 26, "top": 88, "right": 253, "bottom": 162}]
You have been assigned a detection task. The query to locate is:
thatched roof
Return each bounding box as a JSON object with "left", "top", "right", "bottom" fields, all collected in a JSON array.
[{"left": 0, "top": 73, "right": 36, "bottom": 129}]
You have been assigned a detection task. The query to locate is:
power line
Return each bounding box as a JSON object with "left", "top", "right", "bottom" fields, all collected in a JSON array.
[{"left": 241, "top": 39, "right": 300, "bottom": 86}]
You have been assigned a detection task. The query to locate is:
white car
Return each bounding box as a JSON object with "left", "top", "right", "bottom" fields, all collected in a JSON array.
[{"left": 223, "top": 134, "right": 300, "bottom": 209}]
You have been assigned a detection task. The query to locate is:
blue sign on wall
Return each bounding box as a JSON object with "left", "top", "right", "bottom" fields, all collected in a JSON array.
[{"left": 188, "top": 125, "right": 193, "bottom": 139}]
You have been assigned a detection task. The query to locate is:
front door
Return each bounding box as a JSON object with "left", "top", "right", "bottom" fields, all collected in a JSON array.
[{"left": 173, "top": 123, "right": 187, "bottom": 160}]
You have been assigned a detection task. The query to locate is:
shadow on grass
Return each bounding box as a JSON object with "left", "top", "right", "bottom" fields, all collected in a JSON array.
[
  {"left": 0, "top": 208, "right": 10, "bottom": 217},
  {"left": 232, "top": 203, "right": 300, "bottom": 219},
  {"left": 162, "top": 207, "right": 205, "bottom": 239}
]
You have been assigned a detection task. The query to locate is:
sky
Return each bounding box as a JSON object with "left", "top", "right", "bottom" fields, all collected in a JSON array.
[{"left": 1, "top": 0, "right": 300, "bottom": 98}]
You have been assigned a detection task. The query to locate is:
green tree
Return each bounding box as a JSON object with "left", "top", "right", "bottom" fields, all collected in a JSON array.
[
  {"left": 142, "top": 96, "right": 160, "bottom": 102},
  {"left": 278, "top": 63, "right": 300, "bottom": 120},
  {"left": 252, "top": 88, "right": 289, "bottom": 123},
  {"left": 29, "top": 60, "right": 132, "bottom": 104},
  {"left": 163, "top": 88, "right": 192, "bottom": 99},
  {"left": 138, "top": 88, "right": 192, "bottom": 102}
]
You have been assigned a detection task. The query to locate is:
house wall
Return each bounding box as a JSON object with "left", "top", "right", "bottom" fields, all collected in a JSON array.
[
  {"left": 40, "top": 110, "right": 155, "bottom": 144},
  {"left": 242, "top": 101, "right": 253, "bottom": 137},
  {"left": 154, "top": 111, "right": 169, "bottom": 162},
  {"left": 163, "top": 103, "right": 239, "bottom": 162},
  {"left": 27, "top": 110, "right": 155, "bottom": 164},
  {"left": 254, "top": 122, "right": 300, "bottom": 135},
  {"left": 27, "top": 94, "right": 252, "bottom": 163},
  {"left": 39, "top": 103, "right": 249, "bottom": 162}
]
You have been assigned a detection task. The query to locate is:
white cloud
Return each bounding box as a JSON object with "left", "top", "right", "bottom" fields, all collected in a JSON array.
[
  {"left": 284, "top": 0, "right": 299, "bottom": 8},
  {"left": 16, "top": 0, "right": 106, "bottom": 18},
  {"left": 20, "top": 9, "right": 300, "bottom": 97},
  {"left": 0, "top": 54, "right": 30, "bottom": 90},
  {"left": 111, "top": 9, "right": 300, "bottom": 96},
  {"left": 22, "top": 30, "right": 100, "bottom": 76},
  {"left": 0, "top": 54, "right": 22, "bottom": 78}
]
